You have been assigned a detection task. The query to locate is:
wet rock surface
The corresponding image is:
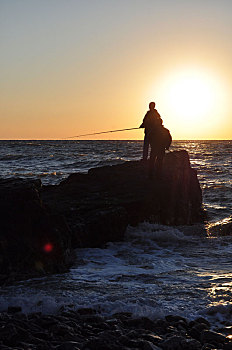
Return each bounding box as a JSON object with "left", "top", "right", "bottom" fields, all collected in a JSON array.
[
  {"left": 0, "top": 309, "right": 231, "bottom": 350},
  {"left": 207, "top": 217, "right": 232, "bottom": 236}
]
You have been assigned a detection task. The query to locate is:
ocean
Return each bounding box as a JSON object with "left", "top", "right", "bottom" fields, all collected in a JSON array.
[{"left": 0, "top": 140, "right": 232, "bottom": 326}]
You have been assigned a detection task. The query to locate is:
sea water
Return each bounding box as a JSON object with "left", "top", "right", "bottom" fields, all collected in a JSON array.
[{"left": 0, "top": 140, "right": 231, "bottom": 325}]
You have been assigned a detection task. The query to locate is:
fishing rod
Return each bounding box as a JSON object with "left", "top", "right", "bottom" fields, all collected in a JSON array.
[{"left": 64, "top": 127, "right": 141, "bottom": 139}]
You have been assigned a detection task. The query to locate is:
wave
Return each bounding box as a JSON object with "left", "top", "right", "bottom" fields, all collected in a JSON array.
[
  {"left": 0, "top": 155, "right": 25, "bottom": 161},
  {"left": 206, "top": 303, "right": 232, "bottom": 323},
  {"left": 126, "top": 222, "right": 196, "bottom": 243}
]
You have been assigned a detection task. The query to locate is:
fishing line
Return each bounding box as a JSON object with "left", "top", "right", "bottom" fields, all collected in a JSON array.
[{"left": 63, "top": 127, "right": 141, "bottom": 139}]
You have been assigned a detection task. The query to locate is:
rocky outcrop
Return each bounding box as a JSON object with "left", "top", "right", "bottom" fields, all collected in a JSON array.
[
  {"left": 41, "top": 150, "right": 204, "bottom": 248},
  {"left": 0, "top": 150, "right": 204, "bottom": 282}
]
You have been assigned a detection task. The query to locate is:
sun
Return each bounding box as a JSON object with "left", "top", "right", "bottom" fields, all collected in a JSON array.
[
  {"left": 167, "top": 72, "right": 214, "bottom": 120},
  {"left": 152, "top": 67, "right": 228, "bottom": 139}
]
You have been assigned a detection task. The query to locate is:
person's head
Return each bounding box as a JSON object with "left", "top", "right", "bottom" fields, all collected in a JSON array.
[{"left": 149, "top": 102, "right": 155, "bottom": 110}]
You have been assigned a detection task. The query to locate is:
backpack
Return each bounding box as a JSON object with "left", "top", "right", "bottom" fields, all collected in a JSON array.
[{"left": 161, "top": 127, "right": 172, "bottom": 150}]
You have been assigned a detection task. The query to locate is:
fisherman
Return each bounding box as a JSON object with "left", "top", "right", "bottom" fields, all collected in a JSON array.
[
  {"left": 140, "top": 102, "right": 163, "bottom": 161},
  {"left": 140, "top": 102, "right": 172, "bottom": 179}
]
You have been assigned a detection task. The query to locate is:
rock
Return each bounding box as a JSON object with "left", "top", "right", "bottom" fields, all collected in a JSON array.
[
  {"left": 194, "top": 317, "right": 211, "bottom": 328},
  {"left": 7, "top": 306, "right": 22, "bottom": 314},
  {"left": 51, "top": 323, "right": 75, "bottom": 336},
  {"left": 0, "top": 178, "right": 73, "bottom": 282},
  {"left": 113, "top": 312, "right": 133, "bottom": 320},
  {"left": 42, "top": 151, "right": 204, "bottom": 249},
  {"left": 189, "top": 323, "right": 209, "bottom": 340},
  {"left": 201, "top": 330, "right": 227, "bottom": 344},
  {"left": 141, "top": 334, "right": 163, "bottom": 345},
  {"left": 141, "top": 340, "right": 162, "bottom": 349},
  {"left": 76, "top": 308, "right": 96, "bottom": 315},
  {"left": 16, "top": 342, "right": 37, "bottom": 350},
  {"left": 161, "top": 335, "right": 201, "bottom": 350},
  {"left": 189, "top": 318, "right": 210, "bottom": 330},
  {"left": 56, "top": 341, "right": 81, "bottom": 350},
  {"left": 217, "top": 325, "right": 232, "bottom": 336},
  {"left": 83, "top": 338, "right": 120, "bottom": 350},
  {"left": 125, "top": 317, "right": 156, "bottom": 331},
  {"left": 32, "top": 332, "right": 51, "bottom": 340},
  {"left": 35, "top": 315, "right": 58, "bottom": 328},
  {"left": 207, "top": 217, "right": 232, "bottom": 236},
  {"left": 165, "top": 315, "right": 187, "bottom": 324},
  {"left": 224, "top": 342, "right": 232, "bottom": 350}
]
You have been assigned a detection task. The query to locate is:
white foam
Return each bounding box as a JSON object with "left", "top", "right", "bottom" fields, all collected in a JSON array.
[
  {"left": 126, "top": 222, "right": 187, "bottom": 243},
  {"left": 205, "top": 303, "right": 232, "bottom": 323}
]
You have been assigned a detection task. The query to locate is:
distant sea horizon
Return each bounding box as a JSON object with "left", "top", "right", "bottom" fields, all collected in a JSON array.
[{"left": 0, "top": 138, "right": 231, "bottom": 142}]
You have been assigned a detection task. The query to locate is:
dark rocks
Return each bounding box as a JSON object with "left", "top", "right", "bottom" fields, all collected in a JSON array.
[
  {"left": 0, "top": 178, "right": 74, "bottom": 283},
  {"left": 57, "top": 342, "right": 81, "bottom": 350},
  {"left": 7, "top": 306, "right": 22, "bottom": 314},
  {"left": 201, "top": 329, "right": 227, "bottom": 344},
  {"left": 42, "top": 151, "right": 204, "bottom": 249},
  {"left": 0, "top": 151, "right": 204, "bottom": 282},
  {"left": 195, "top": 317, "right": 211, "bottom": 328},
  {"left": 165, "top": 315, "right": 188, "bottom": 324},
  {"left": 207, "top": 217, "right": 232, "bottom": 236},
  {"left": 124, "top": 316, "right": 157, "bottom": 331},
  {"left": 0, "top": 309, "right": 231, "bottom": 350},
  {"left": 161, "top": 335, "right": 202, "bottom": 349}
]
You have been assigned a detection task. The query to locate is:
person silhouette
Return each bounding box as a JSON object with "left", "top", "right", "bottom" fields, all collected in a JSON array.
[
  {"left": 148, "top": 124, "right": 166, "bottom": 179},
  {"left": 140, "top": 102, "right": 163, "bottom": 161}
]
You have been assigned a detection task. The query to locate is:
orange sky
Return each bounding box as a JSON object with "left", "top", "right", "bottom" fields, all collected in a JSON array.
[{"left": 0, "top": 0, "right": 232, "bottom": 140}]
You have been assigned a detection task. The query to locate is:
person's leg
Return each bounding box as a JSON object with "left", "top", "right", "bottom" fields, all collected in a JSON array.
[
  {"left": 143, "top": 134, "right": 149, "bottom": 160},
  {"left": 149, "top": 148, "right": 156, "bottom": 178}
]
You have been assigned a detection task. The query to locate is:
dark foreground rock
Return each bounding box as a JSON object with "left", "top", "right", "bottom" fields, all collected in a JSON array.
[
  {"left": 0, "top": 308, "right": 231, "bottom": 350},
  {"left": 0, "top": 178, "right": 74, "bottom": 284},
  {"left": 0, "top": 151, "right": 204, "bottom": 282}
]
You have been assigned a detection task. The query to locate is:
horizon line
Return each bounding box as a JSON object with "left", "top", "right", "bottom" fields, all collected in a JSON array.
[{"left": 0, "top": 139, "right": 231, "bottom": 141}]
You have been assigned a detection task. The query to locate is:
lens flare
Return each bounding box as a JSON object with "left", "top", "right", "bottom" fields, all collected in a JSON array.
[{"left": 43, "top": 243, "right": 53, "bottom": 253}]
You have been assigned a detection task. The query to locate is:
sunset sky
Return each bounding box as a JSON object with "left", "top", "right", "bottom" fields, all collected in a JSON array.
[{"left": 1, "top": 0, "right": 232, "bottom": 140}]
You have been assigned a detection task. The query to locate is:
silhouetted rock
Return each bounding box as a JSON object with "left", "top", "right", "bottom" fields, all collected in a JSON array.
[
  {"left": 0, "top": 178, "right": 73, "bottom": 283},
  {"left": 0, "top": 151, "right": 204, "bottom": 282},
  {"left": 42, "top": 150, "right": 204, "bottom": 248}
]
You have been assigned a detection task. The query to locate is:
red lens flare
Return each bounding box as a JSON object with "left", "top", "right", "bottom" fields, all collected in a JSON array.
[{"left": 43, "top": 243, "right": 53, "bottom": 253}]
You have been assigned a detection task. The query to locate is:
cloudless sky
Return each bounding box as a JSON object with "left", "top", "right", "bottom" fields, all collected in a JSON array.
[{"left": 1, "top": 0, "right": 232, "bottom": 139}]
